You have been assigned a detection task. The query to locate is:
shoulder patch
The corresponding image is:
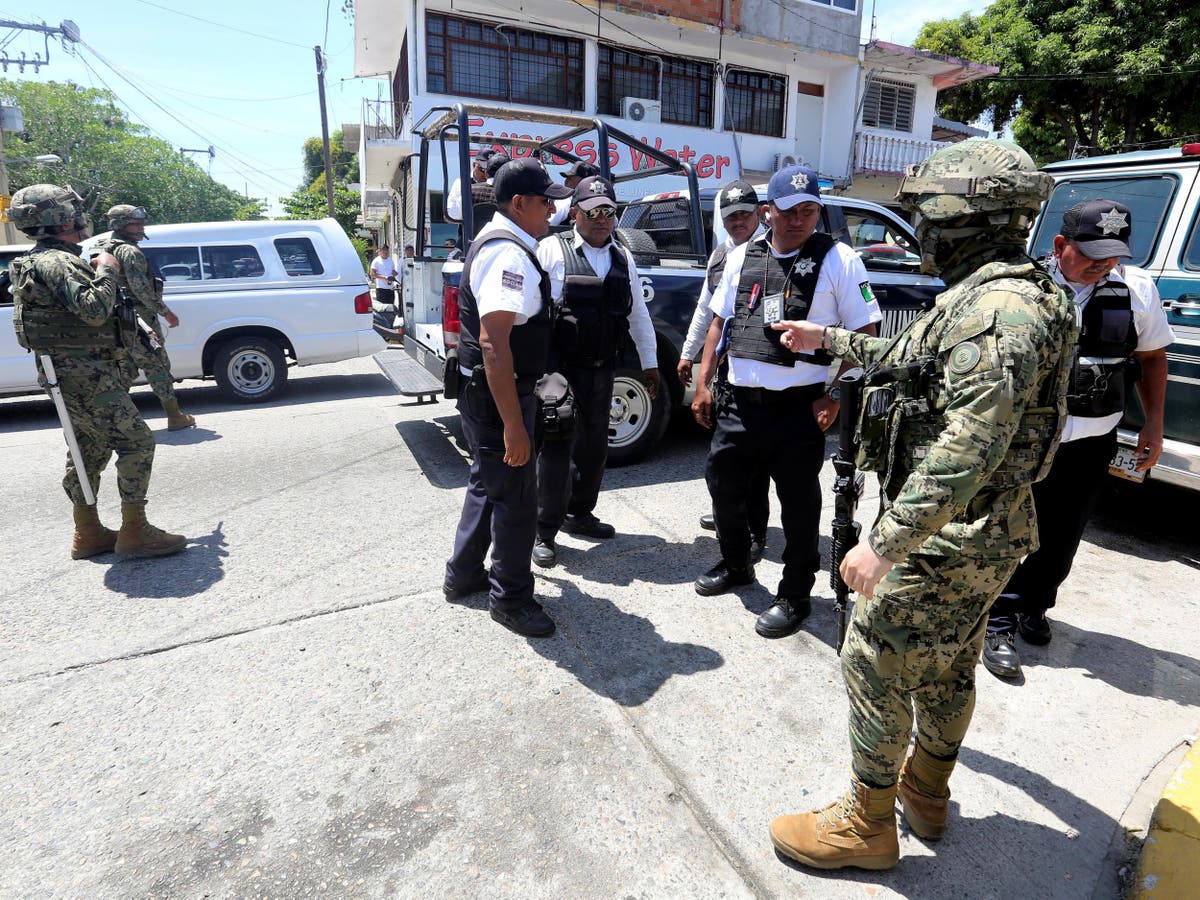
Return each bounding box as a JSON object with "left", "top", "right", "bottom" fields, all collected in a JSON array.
[
  {"left": 501, "top": 270, "right": 524, "bottom": 291},
  {"left": 948, "top": 341, "right": 981, "bottom": 375},
  {"left": 858, "top": 280, "right": 876, "bottom": 304}
]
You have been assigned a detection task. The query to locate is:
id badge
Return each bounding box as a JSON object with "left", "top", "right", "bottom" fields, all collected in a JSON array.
[{"left": 762, "top": 292, "right": 784, "bottom": 325}]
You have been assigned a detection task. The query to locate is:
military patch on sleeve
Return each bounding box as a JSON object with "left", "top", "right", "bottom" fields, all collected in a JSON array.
[
  {"left": 858, "top": 280, "right": 876, "bottom": 304},
  {"left": 948, "top": 341, "right": 982, "bottom": 375},
  {"left": 501, "top": 270, "right": 524, "bottom": 291}
]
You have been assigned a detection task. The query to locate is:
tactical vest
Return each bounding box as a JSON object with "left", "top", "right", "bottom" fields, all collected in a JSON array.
[
  {"left": 706, "top": 243, "right": 730, "bottom": 294},
  {"left": 552, "top": 234, "right": 633, "bottom": 367},
  {"left": 10, "top": 245, "right": 119, "bottom": 352},
  {"left": 469, "top": 182, "right": 497, "bottom": 240},
  {"left": 728, "top": 232, "right": 835, "bottom": 368},
  {"left": 457, "top": 228, "right": 553, "bottom": 380},
  {"left": 1066, "top": 277, "right": 1139, "bottom": 418},
  {"left": 95, "top": 235, "right": 163, "bottom": 308}
]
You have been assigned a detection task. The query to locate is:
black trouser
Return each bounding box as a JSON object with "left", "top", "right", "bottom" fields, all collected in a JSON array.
[
  {"left": 990, "top": 429, "right": 1117, "bottom": 619},
  {"left": 375, "top": 287, "right": 396, "bottom": 304},
  {"left": 705, "top": 383, "right": 826, "bottom": 597},
  {"left": 446, "top": 393, "right": 539, "bottom": 613},
  {"left": 536, "top": 365, "right": 614, "bottom": 539},
  {"left": 715, "top": 470, "right": 770, "bottom": 540}
]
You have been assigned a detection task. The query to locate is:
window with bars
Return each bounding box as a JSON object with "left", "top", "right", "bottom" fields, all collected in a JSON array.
[
  {"left": 597, "top": 44, "right": 714, "bottom": 128},
  {"left": 862, "top": 77, "right": 915, "bottom": 133},
  {"left": 724, "top": 69, "right": 786, "bottom": 137},
  {"left": 425, "top": 13, "right": 584, "bottom": 110}
]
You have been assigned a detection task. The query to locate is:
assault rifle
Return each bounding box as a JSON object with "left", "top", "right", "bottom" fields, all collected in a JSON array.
[{"left": 830, "top": 368, "right": 866, "bottom": 651}]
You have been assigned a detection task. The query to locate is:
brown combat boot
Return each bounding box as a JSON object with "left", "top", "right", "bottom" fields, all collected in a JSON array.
[
  {"left": 163, "top": 397, "right": 196, "bottom": 431},
  {"left": 898, "top": 743, "right": 955, "bottom": 840},
  {"left": 770, "top": 779, "right": 899, "bottom": 870},
  {"left": 71, "top": 504, "right": 118, "bottom": 559},
  {"left": 115, "top": 502, "right": 187, "bottom": 557}
]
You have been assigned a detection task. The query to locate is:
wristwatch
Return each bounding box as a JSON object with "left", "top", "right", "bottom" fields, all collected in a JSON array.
[{"left": 826, "top": 384, "right": 842, "bottom": 403}]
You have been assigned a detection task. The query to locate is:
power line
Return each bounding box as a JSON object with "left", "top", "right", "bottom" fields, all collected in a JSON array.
[
  {"left": 323, "top": 0, "right": 333, "bottom": 51},
  {"left": 131, "top": 0, "right": 312, "bottom": 50}
]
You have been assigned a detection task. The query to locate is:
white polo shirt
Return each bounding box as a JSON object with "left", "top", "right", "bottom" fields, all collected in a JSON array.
[
  {"left": 1053, "top": 263, "right": 1176, "bottom": 442},
  {"left": 460, "top": 213, "right": 547, "bottom": 377},
  {"left": 536, "top": 228, "right": 658, "bottom": 370},
  {"left": 709, "top": 233, "right": 881, "bottom": 389},
  {"left": 370, "top": 255, "right": 397, "bottom": 289}
]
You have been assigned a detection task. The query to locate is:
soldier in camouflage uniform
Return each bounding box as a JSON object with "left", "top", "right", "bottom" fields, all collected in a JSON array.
[
  {"left": 765, "top": 140, "right": 1076, "bottom": 870},
  {"left": 9, "top": 185, "right": 187, "bottom": 559},
  {"left": 97, "top": 204, "right": 196, "bottom": 430}
]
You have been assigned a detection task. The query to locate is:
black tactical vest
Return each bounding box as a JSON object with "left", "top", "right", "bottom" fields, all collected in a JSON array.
[
  {"left": 728, "top": 232, "right": 835, "bottom": 368},
  {"left": 706, "top": 243, "right": 730, "bottom": 294},
  {"left": 469, "top": 182, "right": 497, "bottom": 240},
  {"left": 1067, "top": 277, "right": 1139, "bottom": 418},
  {"left": 457, "top": 228, "right": 553, "bottom": 380},
  {"left": 552, "top": 234, "right": 633, "bottom": 367}
]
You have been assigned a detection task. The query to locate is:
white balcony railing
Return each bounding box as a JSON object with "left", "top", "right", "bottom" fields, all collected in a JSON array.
[{"left": 854, "top": 132, "right": 948, "bottom": 174}]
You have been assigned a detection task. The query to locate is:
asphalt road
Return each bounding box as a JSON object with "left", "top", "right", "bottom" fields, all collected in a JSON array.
[{"left": 1, "top": 354, "right": 1197, "bottom": 898}]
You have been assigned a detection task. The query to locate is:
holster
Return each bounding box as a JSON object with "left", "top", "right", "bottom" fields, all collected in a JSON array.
[{"left": 534, "top": 371, "right": 576, "bottom": 446}]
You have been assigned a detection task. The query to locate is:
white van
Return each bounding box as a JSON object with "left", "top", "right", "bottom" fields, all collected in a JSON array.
[{"left": 1, "top": 219, "right": 382, "bottom": 402}]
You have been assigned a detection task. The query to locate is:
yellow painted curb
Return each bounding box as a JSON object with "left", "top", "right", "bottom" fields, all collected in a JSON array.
[{"left": 1133, "top": 738, "right": 1200, "bottom": 899}]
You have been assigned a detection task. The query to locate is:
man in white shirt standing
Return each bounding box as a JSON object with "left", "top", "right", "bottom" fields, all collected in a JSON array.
[
  {"left": 444, "top": 159, "right": 572, "bottom": 638},
  {"left": 369, "top": 245, "right": 398, "bottom": 305},
  {"left": 691, "top": 165, "right": 880, "bottom": 639},
  {"left": 531, "top": 176, "right": 660, "bottom": 567},
  {"left": 982, "top": 199, "right": 1174, "bottom": 678},
  {"left": 549, "top": 161, "right": 600, "bottom": 227},
  {"left": 678, "top": 180, "right": 768, "bottom": 557}
]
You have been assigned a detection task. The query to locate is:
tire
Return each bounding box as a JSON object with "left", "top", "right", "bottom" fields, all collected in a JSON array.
[
  {"left": 213, "top": 337, "right": 288, "bottom": 403},
  {"left": 614, "top": 227, "right": 660, "bottom": 268},
  {"left": 607, "top": 366, "right": 669, "bottom": 466}
]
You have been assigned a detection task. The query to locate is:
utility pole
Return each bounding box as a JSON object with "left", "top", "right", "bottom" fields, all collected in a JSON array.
[
  {"left": 0, "top": 122, "right": 13, "bottom": 244},
  {"left": 314, "top": 45, "right": 336, "bottom": 219},
  {"left": 180, "top": 145, "right": 215, "bottom": 175}
]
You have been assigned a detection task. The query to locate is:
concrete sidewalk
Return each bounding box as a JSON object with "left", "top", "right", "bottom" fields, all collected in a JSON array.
[{"left": 1, "top": 357, "right": 1198, "bottom": 897}]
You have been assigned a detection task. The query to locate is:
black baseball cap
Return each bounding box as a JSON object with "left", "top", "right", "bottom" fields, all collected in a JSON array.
[
  {"left": 485, "top": 152, "right": 512, "bottom": 178},
  {"left": 561, "top": 161, "right": 600, "bottom": 180},
  {"left": 717, "top": 180, "right": 759, "bottom": 217},
  {"left": 572, "top": 175, "right": 617, "bottom": 210},
  {"left": 474, "top": 148, "right": 498, "bottom": 169},
  {"left": 494, "top": 159, "right": 573, "bottom": 203},
  {"left": 1061, "top": 199, "right": 1133, "bottom": 260}
]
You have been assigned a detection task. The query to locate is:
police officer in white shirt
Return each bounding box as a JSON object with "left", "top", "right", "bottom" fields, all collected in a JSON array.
[
  {"left": 446, "top": 148, "right": 504, "bottom": 226},
  {"left": 444, "top": 158, "right": 572, "bottom": 638},
  {"left": 679, "top": 180, "right": 769, "bottom": 553},
  {"left": 692, "top": 165, "right": 881, "bottom": 639},
  {"left": 549, "top": 161, "right": 600, "bottom": 227},
  {"left": 531, "top": 176, "right": 660, "bottom": 567},
  {"left": 982, "top": 199, "right": 1174, "bottom": 678}
]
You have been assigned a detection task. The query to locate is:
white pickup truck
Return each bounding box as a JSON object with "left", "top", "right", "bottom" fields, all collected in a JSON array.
[{"left": 1, "top": 219, "right": 382, "bottom": 402}]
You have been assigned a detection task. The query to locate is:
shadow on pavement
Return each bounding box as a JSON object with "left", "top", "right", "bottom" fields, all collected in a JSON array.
[
  {"left": 394, "top": 416, "right": 468, "bottom": 490},
  {"left": 103, "top": 522, "right": 228, "bottom": 598},
  {"left": 154, "top": 426, "right": 222, "bottom": 445},
  {"left": 1087, "top": 479, "right": 1200, "bottom": 567}
]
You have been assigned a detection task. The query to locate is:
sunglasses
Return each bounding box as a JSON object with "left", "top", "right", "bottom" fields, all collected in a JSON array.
[{"left": 582, "top": 206, "right": 617, "bottom": 220}]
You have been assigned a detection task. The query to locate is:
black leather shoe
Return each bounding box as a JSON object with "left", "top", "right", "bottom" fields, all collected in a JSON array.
[
  {"left": 1018, "top": 611, "right": 1052, "bottom": 645},
  {"left": 750, "top": 534, "right": 767, "bottom": 564},
  {"left": 699, "top": 513, "right": 716, "bottom": 531},
  {"left": 562, "top": 513, "right": 615, "bottom": 539},
  {"left": 694, "top": 560, "right": 755, "bottom": 596},
  {"left": 755, "top": 595, "right": 811, "bottom": 638},
  {"left": 532, "top": 537, "right": 557, "bottom": 568},
  {"left": 490, "top": 602, "right": 556, "bottom": 637},
  {"left": 443, "top": 572, "right": 490, "bottom": 602},
  {"left": 981, "top": 621, "right": 1022, "bottom": 679}
]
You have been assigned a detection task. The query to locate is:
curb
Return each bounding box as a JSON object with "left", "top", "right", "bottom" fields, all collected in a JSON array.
[{"left": 1133, "top": 734, "right": 1200, "bottom": 899}]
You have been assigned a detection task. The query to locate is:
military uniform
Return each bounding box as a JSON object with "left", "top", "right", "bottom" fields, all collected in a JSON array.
[
  {"left": 9, "top": 184, "right": 185, "bottom": 558},
  {"left": 767, "top": 139, "right": 1074, "bottom": 872}
]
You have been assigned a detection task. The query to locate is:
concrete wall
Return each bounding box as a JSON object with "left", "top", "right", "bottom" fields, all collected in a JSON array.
[{"left": 740, "top": 0, "right": 860, "bottom": 59}]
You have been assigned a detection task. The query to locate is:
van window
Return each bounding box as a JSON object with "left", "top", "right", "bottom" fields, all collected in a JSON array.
[
  {"left": 275, "top": 237, "right": 325, "bottom": 276},
  {"left": 842, "top": 210, "right": 921, "bottom": 271},
  {"left": 202, "top": 245, "right": 265, "bottom": 279},
  {"left": 144, "top": 247, "right": 201, "bottom": 281},
  {"left": 1180, "top": 209, "right": 1200, "bottom": 271},
  {"left": 1031, "top": 175, "right": 1178, "bottom": 267}
]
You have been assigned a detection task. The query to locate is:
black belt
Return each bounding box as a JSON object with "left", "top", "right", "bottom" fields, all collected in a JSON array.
[{"left": 730, "top": 382, "right": 825, "bottom": 405}]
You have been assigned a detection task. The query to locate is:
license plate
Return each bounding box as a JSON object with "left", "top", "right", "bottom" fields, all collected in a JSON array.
[{"left": 1109, "top": 445, "right": 1146, "bottom": 483}]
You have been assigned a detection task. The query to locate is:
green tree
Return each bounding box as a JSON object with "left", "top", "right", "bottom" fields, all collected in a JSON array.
[
  {"left": 301, "top": 131, "right": 356, "bottom": 187},
  {"left": 914, "top": 1, "right": 1200, "bottom": 162},
  {"left": 1, "top": 79, "right": 249, "bottom": 223},
  {"left": 278, "top": 182, "right": 360, "bottom": 236}
]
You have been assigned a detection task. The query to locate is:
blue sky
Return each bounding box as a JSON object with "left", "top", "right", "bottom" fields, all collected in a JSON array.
[{"left": 2, "top": 0, "right": 985, "bottom": 215}]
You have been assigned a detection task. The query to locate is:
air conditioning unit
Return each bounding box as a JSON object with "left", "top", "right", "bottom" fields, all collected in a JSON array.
[
  {"left": 622, "top": 97, "right": 662, "bottom": 123},
  {"left": 773, "top": 153, "right": 799, "bottom": 172}
]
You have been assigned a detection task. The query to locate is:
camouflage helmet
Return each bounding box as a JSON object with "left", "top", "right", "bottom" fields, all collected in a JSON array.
[
  {"left": 9, "top": 183, "right": 87, "bottom": 237},
  {"left": 895, "top": 138, "right": 1052, "bottom": 223},
  {"left": 107, "top": 203, "right": 148, "bottom": 231}
]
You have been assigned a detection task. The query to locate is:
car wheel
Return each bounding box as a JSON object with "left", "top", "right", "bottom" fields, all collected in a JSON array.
[
  {"left": 607, "top": 367, "right": 669, "bottom": 466},
  {"left": 214, "top": 337, "right": 288, "bottom": 403}
]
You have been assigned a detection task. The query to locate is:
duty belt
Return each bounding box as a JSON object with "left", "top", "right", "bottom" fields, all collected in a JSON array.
[{"left": 731, "top": 382, "right": 825, "bottom": 405}]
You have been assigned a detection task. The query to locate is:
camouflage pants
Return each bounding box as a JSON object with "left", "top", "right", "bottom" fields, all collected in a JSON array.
[
  {"left": 842, "top": 553, "right": 1020, "bottom": 788},
  {"left": 127, "top": 318, "right": 176, "bottom": 403},
  {"left": 39, "top": 351, "right": 156, "bottom": 505}
]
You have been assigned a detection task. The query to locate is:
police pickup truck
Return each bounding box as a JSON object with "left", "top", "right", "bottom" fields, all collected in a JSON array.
[{"left": 393, "top": 103, "right": 942, "bottom": 463}]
